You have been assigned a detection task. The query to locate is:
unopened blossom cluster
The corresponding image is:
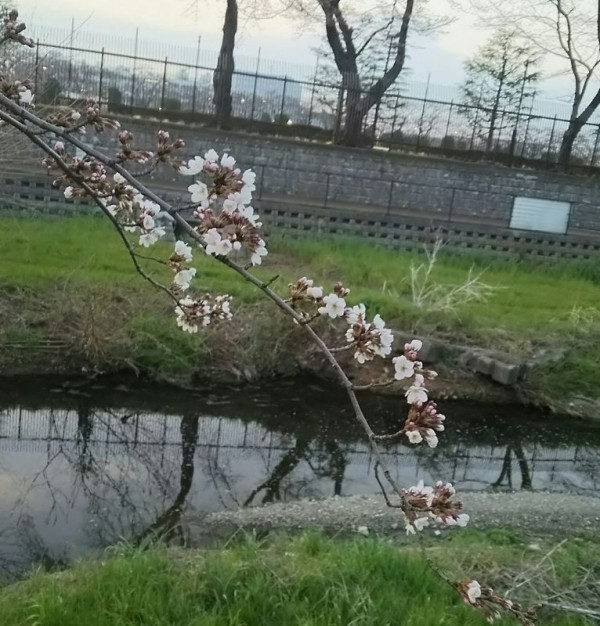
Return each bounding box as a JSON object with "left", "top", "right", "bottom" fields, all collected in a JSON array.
[
  {"left": 0, "top": 77, "right": 34, "bottom": 106},
  {"left": 175, "top": 294, "right": 232, "bottom": 333},
  {"left": 288, "top": 278, "right": 393, "bottom": 363},
  {"left": 454, "top": 580, "right": 539, "bottom": 626},
  {"left": 403, "top": 480, "right": 469, "bottom": 534},
  {"left": 1, "top": 9, "right": 34, "bottom": 47},
  {"left": 107, "top": 173, "right": 166, "bottom": 247},
  {"left": 179, "top": 150, "right": 266, "bottom": 266},
  {"left": 43, "top": 143, "right": 112, "bottom": 199}
]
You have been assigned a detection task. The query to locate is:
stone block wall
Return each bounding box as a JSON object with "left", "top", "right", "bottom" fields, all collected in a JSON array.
[{"left": 3, "top": 116, "right": 600, "bottom": 258}]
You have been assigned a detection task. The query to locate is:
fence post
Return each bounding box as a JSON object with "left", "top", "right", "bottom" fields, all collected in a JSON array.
[
  {"left": 98, "top": 48, "right": 105, "bottom": 106},
  {"left": 34, "top": 41, "right": 40, "bottom": 97},
  {"left": 416, "top": 74, "right": 431, "bottom": 150},
  {"left": 324, "top": 173, "right": 331, "bottom": 208},
  {"left": 469, "top": 107, "right": 480, "bottom": 151},
  {"left": 546, "top": 115, "right": 557, "bottom": 165},
  {"left": 279, "top": 76, "right": 288, "bottom": 122},
  {"left": 130, "top": 65, "right": 136, "bottom": 111},
  {"left": 390, "top": 95, "right": 400, "bottom": 147},
  {"left": 416, "top": 96, "right": 428, "bottom": 149},
  {"left": 333, "top": 84, "right": 344, "bottom": 143},
  {"left": 591, "top": 125, "right": 600, "bottom": 167},
  {"left": 250, "top": 50, "right": 261, "bottom": 121},
  {"left": 160, "top": 56, "right": 168, "bottom": 110},
  {"left": 308, "top": 59, "right": 319, "bottom": 126},
  {"left": 444, "top": 99, "right": 454, "bottom": 139}
]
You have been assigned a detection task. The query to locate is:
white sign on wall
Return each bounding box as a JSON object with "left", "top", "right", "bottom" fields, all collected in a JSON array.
[{"left": 510, "top": 197, "right": 571, "bottom": 235}]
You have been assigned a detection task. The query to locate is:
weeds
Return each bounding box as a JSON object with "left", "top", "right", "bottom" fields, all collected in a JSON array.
[{"left": 409, "top": 238, "right": 497, "bottom": 312}]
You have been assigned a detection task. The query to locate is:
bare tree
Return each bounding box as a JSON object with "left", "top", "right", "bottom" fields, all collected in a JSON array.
[
  {"left": 276, "top": 0, "right": 424, "bottom": 146},
  {"left": 465, "top": 0, "right": 600, "bottom": 168},
  {"left": 461, "top": 30, "right": 540, "bottom": 152}
]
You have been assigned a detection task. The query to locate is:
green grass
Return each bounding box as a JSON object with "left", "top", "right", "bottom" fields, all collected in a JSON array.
[
  {"left": 0, "top": 532, "right": 595, "bottom": 626},
  {"left": 1, "top": 216, "right": 600, "bottom": 404}
]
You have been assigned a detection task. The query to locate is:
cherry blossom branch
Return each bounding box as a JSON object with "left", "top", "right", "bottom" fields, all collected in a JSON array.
[
  {"left": 0, "top": 107, "right": 179, "bottom": 306},
  {"left": 0, "top": 92, "right": 411, "bottom": 505}
]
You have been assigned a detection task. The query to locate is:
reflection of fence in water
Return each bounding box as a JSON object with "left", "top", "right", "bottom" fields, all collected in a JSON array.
[{"left": 0, "top": 407, "right": 598, "bottom": 492}]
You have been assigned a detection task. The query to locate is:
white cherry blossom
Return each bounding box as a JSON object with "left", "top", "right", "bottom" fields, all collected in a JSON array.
[
  {"left": 406, "top": 339, "right": 423, "bottom": 352},
  {"left": 139, "top": 227, "right": 165, "bottom": 247},
  {"left": 346, "top": 303, "right": 366, "bottom": 325},
  {"left": 64, "top": 186, "right": 74, "bottom": 199},
  {"left": 142, "top": 214, "right": 155, "bottom": 230},
  {"left": 174, "top": 240, "right": 193, "bottom": 261},
  {"left": 204, "top": 149, "right": 219, "bottom": 163},
  {"left": 250, "top": 240, "right": 268, "bottom": 265},
  {"left": 424, "top": 428, "right": 438, "bottom": 448},
  {"left": 393, "top": 355, "right": 414, "bottom": 380},
  {"left": 406, "top": 384, "right": 428, "bottom": 405},
  {"left": 466, "top": 581, "right": 481, "bottom": 604},
  {"left": 173, "top": 267, "right": 196, "bottom": 291},
  {"left": 406, "top": 430, "right": 423, "bottom": 444},
  {"left": 113, "top": 173, "right": 126, "bottom": 185},
  {"left": 221, "top": 153, "right": 236, "bottom": 169},
  {"left": 307, "top": 286, "right": 323, "bottom": 300},
  {"left": 318, "top": 293, "right": 347, "bottom": 319},
  {"left": 188, "top": 181, "right": 209, "bottom": 206},
  {"left": 405, "top": 517, "right": 430, "bottom": 535},
  {"left": 179, "top": 156, "right": 204, "bottom": 176},
  {"left": 19, "top": 88, "right": 34, "bottom": 105},
  {"left": 242, "top": 169, "right": 256, "bottom": 187},
  {"left": 204, "top": 228, "right": 233, "bottom": 257}
]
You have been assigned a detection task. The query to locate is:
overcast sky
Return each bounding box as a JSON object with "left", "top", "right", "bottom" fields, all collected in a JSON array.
[{"left": 16, "top": 0, "right": 576, "bottom": 104}]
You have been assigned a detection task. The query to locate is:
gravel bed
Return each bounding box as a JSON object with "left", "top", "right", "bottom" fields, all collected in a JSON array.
[{"left": 186, "top": 492, "right": 600, "bottom": 542}]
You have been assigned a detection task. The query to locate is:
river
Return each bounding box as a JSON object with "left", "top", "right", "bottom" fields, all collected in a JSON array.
[{"left": 0, "top": 377, "right": 599, "bottom": 579}]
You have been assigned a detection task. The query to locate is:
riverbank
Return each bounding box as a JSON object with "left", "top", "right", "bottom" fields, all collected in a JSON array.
[
  {"left": 0, "top": 529, "right": 597, "bottom": 625},
  {"left": 191, "top": 492, "right": 600, "bottom": 540},
  {"left": 2, "top": 216, "right": 600, "bottom": 416}
]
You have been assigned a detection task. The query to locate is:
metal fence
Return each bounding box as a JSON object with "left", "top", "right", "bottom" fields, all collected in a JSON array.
[{"left": 10, "top": 32, "right": 600, "bottom": 168}]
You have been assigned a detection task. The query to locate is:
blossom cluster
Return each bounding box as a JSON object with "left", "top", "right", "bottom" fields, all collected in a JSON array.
[
  {"left": 107, "top": 173, "right": 166, "bottom": 247},
  {"left": 403, "top": 480, "right": 469, "bottom": 534},
  {"left": 169, "top": 240, "right": 196, "bottom": 291},
  {"left": 393, "top": 339, "right": 438, "bottom": 408},
  {"left": 454, "top": 580, "right": 537, "bottom": 625},
  {"left": 179, "top": 150, "right": 266, "bottom": 266},
  {"left": 287, "top": 278, "right": 393, "bottom": 364},
  {"left": 1, "top": 10, "right": 34, "bottom": 47},
  {"left": 175, "top": 294, "right": 232, "bottom": 333},
  {"left": 0, "top": 77, "right": 34, "bottom": 106}
]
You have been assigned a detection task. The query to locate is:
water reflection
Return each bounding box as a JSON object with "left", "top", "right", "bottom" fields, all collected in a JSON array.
[{"left": 0, "top": 379, "right": 599, "bottom": 579}]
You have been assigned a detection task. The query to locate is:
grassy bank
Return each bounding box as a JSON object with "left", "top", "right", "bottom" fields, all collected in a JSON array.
[
  {"left": 1, "top": 216, "right": 599, "bottom": 409},
  {"left": 0, "top": 531, "right": 597, "bottom": 625}
]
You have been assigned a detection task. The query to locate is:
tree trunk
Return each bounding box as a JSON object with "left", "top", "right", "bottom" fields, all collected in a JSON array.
[
  {"left": 558, "top": 121, "right": 583, "bottom": 167},
  {"left": 213, "top": 0, "right": 238, "bottom": 129},
  {"left": 558, "top": 86, "right": 600, "bottom": 168},
  {"left": 341, "top": 71, "right": 366, "bottom": 147}
]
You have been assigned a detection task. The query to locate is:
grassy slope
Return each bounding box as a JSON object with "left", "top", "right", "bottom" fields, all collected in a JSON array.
[
  {"left": 1, "top": 216, "right": 599, "bottom": 404},
  {"left": 0, "top": 531, "right": 596, "bottom": 626}
]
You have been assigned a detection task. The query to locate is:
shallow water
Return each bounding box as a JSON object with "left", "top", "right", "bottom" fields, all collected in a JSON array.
[{"left": 0, "top": 378, "right": 599, "bottom": 579}]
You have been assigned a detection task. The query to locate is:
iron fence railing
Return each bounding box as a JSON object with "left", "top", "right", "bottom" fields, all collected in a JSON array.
[{"left": 9, "top": 35, "right": 600, "bottom": 168}]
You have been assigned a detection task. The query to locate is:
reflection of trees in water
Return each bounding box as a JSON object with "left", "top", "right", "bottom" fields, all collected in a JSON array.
[
  {"left": 2, "top": 394, "right": 600, "bottom": 578},
  {"left": 136, "top": 413, "right": 199, "bottom": 544},
  {"left": 243, "top": 436, "right": 350, "bottom": 506},
  {"left": 492, "top": 441, "right": 532, "bottom": 491}
]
